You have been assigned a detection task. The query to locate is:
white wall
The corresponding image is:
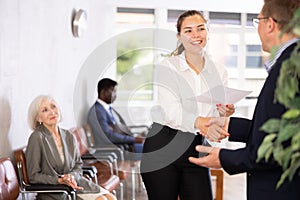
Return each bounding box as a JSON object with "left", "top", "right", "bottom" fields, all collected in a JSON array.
[
  {"left": 0, "top": 1, "right": 265, "bottom": 200},
  {"left": 0, "top": 0, "right": 114, "bottom": 157},
  {"left": 0, "top": 0, "right": 263, "bottom": 158}
]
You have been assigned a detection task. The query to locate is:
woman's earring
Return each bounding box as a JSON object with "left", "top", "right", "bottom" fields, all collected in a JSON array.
[{"left": 39, "top": 121, "right": 42, "bottom": 125}]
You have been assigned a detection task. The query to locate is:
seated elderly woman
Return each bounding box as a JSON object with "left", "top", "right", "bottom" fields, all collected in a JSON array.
[{"left": 25, "top": 95, "right": 116, "bottom": 200}]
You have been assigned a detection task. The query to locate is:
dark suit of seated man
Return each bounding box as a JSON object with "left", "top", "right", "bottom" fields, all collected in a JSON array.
[{"left": 87, "top": 78, "right": 144, "bottom": 159}]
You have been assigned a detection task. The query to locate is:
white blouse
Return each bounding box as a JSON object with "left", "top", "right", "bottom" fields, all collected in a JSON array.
[{"left": 152, "top": 51, "right": 228, "bottom": 134}]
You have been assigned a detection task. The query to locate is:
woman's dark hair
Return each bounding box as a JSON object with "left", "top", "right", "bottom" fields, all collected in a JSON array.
[{"left": 171, "top": 10, "right": 207, "bottom": 56}]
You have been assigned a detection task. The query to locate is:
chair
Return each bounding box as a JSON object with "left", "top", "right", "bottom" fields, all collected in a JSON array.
[
  {"left": 83, "top": 124, "right": 143, "bottom": 199},
  {"left": 0, "top": 157, "right": 19, "bottom": 200},
  {"left": 72, "top": 125, "right": 145, "bottom": 199},
  {"left": 84, "top": 124, "right": 132, "bottom": 175},
  {"left": 13, "top": 147, "right": 76, "bottom": 200},
  {"left": 211, "top": 169, "right": 224, "bottom": 200},
  {"left": 69, "top": 127, "right": 123, "bottom": 199}
]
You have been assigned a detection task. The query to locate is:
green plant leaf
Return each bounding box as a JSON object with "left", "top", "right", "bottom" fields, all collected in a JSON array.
[
  {"left": 266, "top": 144, "right": 276, "bottom": 162},
  {"left": 286, "top": 77, "right": 298, "bottom": 99},
  {"left": 260, "top": 119, "right": 281, "bottom": 133},
  {"left": 290, "top": 53, "right": 300, "bottom": 68},
  {"left": 289, "top": 97, "right": 300, "bottom": 109},
  {"left": 269, "top": 46, "right": 279, "bottom": 61},
  {"left": 282, "top": 109, "right": 300, "bottom": 119},
  {"left": 276, "top": 124, "right": 300, "bottom": 143},
  {"left": 282, "top": 146, "right": 293, "bottom": 170},
  {"left": 294, "top": 8, "right": 300, "bottom": 18},
  {"left": 288, "top": 159, "right": 300, "bottom": 182},
  {"left": 276, "top": 59, "right": 299, "bottom": 106},
  {"left": 256, "top": 134, "right": 276, "bottom": 162},
  {"left": 294, "top": 25, "right": 300, "bottom": 36},
  {"left": 276, "top": 168, "right": 291, "bottom": 188},
  {"left": 291, "top": 152, "right": 300, "bottom": 161},
  {"left": 291, "top": 131, "right": 300, "bottom": 151},
  {"left": 273, "top": 144, "right": 284, "bottom": 165}
]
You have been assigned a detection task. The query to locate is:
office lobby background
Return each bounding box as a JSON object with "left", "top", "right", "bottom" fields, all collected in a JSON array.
[{"left": 0, "top": 1, "right": 266, "bottom": 199}]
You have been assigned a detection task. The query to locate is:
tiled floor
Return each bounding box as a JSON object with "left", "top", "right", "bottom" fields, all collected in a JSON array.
[
  {"left": 125, "top": 173, "right": 147, "bottom": 200},
  {"left": 139, "top": 175, "right": 246, "bottom": 200},
  {"left": 123, "top": 162, "right": 148, "bottom": 200},
  {"left": 125, "top": 170, "right": 246, "bottom": 200}
]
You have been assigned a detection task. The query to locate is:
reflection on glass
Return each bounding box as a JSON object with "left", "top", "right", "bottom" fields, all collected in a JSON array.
[
  {"left": 116, "top": 30, "right": 166, "bottom": 101},
  {"left": 167, "top": 9, "right": 187, "bottom": 23},
  {"left": 247, "top": 13, "right": 259, "bottom": 27},
  {"left": 116, "top": 7, "right": 155, "bottom": 24},
  {"left": 246, "top": 56, "right": 263, "bottom": 68},
  {"left": 247, "top": 45, "right": 261, "bottom": 52},
  {"left": 209, "top": 12, "right": 241, "bottom": 26},
  {"left": 225, "top": 56, "right": 238, "bottom": 68},
  {"left": 114, "top": 8, "right": 269, "bottom": 102},
  {"left": 208, "top": 33, "right": 240, "bottom": 68},
  {"left": 245, "top": 33, "right": 265, "bottom": 68}
]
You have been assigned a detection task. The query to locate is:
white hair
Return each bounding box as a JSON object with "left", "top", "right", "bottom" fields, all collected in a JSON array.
[{"left": 27, "top": 95, "right": 62, "bottom": 130}]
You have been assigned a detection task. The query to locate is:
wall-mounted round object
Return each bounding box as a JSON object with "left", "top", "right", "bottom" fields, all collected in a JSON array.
[{"left": 72, "top": 9, "right": 87, "bottom": 38}]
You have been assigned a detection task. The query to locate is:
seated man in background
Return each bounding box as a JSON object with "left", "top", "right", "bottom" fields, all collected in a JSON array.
[{"left": 87, "top": 78, "right": 144, "bottom": 158}]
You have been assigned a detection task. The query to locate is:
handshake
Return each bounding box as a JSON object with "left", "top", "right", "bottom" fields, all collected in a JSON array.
[
  {"left": 194, "top": 104, "right": 235, "bottom": 142},
  {"left": 189, "top": 104, "right": 235, "bottom": 168}
]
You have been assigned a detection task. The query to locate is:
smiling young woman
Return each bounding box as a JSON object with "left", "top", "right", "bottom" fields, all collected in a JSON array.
[{"left": 140, "top": 10, "right": 234, "bottom": 200}]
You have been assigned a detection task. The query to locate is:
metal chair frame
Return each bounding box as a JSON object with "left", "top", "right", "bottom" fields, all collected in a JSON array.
[{"left": 14, "top": 148, "right": 76, "bottom": 200}]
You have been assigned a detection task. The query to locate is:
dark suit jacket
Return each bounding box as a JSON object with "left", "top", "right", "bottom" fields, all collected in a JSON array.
[
  {"left": 219, "top": 43, "right": 300, "bottom": 200},
  {"left": 87, "top": 101, "right": 135, "bottom": 147}
]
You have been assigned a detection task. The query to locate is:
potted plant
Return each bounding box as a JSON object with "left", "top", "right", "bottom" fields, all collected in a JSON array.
[{"left": 257, "top": 8, "right": 300, "bottom": 188}]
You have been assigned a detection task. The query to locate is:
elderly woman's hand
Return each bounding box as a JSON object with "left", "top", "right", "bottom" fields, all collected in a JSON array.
[{"left": 58, "top": 174, "right": 83, "bottom": 190}]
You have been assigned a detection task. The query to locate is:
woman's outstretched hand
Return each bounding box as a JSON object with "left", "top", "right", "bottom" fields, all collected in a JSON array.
[{"left": 216, "top": 104, "right": 235, "bottom": 117}]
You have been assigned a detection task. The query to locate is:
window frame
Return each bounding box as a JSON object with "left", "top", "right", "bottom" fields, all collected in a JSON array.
[{"left": 114, "top": 8, "right": 268, "bottom": 104}]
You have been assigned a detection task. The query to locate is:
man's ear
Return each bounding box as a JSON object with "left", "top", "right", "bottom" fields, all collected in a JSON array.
[{"left": 267, "top": 18, "right": 276, "bottom": 33}]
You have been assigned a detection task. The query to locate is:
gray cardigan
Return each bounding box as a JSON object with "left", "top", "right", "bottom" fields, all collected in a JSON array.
[{"left": 25, "top": 125, "right": 102, "bottom": 199}]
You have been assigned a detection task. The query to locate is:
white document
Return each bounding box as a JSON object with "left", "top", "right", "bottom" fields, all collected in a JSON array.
[{"left": 191, "top": 86, "right": 252, "bottom": 104}]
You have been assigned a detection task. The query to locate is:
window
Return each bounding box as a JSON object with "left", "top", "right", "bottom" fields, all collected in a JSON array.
[
  {"left": 116, "top": 29, "right": 159, "bottom": 101},
  {"left": 116, "top": 7, "right": 155, "bottom": 24},
  {"left": 114, "top": 8, "right": 268, "bottom": 102},
  {"left": 246, "top": 55, "right": 263, "bottom": 68},
  {"left": 247, "top": 13, "right": 259, "bottom": 27},
  {"left": 209, "top": 12, "right": 241, "bottom": 26},
  {"left": 167, "top": 9, "right": 205, "bottom": 23},
  {"left": 167, "top": 9, "right": 185, "bottom": 23},
  {"left": 245, "top": 33, "right": 264, "bottom": 68},
  {"left": 225, "top": 45, "right": 238, "bottom": 68},
  {"left": 208, "top": 33, "right": 240, "bottom": 68},
  {"left": 115, "top": 8, "right": 158, "bottom": 101}
]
